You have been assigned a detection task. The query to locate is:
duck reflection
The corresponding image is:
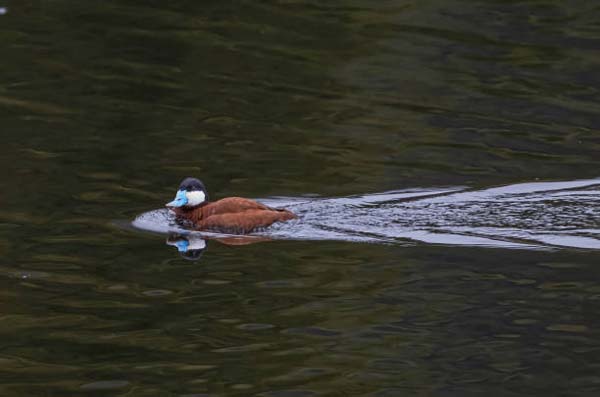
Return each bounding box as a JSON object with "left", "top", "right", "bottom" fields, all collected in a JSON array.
[
  {"left": 166, "top": 233, "right": 272, "bottom": 260},
  {"left": 166, "top": 233, "right": 207, "bottom": 260}
]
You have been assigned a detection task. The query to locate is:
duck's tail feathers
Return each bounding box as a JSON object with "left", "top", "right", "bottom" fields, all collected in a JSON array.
[{"left": 275, "top": 208, "right": 298, "bottom": 220}]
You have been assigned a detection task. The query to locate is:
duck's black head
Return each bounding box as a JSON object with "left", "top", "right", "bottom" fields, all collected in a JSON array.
[{"left": 166, "top": 177, "right": 209, "bottom": 208}]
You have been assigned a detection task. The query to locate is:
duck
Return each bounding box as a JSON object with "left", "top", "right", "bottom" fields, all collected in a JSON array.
[{"left": 165, "top": 177, "right": 297, "bottom": 234}]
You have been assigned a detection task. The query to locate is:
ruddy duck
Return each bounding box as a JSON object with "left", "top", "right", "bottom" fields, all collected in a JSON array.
[{"left": 165, "top": 177, "right": 297, "bottom": 234}]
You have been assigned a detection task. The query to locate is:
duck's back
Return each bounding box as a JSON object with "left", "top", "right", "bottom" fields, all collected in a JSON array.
[{"left": 202, "top": 197, "right": 271, "bottom": 216}]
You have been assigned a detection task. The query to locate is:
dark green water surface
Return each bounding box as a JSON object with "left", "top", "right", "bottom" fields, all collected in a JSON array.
[{"left": 2, "top": 1, "right": 600, "bottom": 395}]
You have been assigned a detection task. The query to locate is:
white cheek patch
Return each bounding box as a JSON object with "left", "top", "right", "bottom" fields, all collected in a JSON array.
[{"left": 186, "top": 190, "right": 206, "bottom": 206}]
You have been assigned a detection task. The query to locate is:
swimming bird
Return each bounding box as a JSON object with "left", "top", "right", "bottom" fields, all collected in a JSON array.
[{"left": 165, "top": 177, "right": 297, "bottom": 234}]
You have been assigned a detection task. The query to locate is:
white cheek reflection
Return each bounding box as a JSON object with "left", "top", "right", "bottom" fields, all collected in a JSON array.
[{"left": 187, "top": 237, "right": 207, "bottom": 250}]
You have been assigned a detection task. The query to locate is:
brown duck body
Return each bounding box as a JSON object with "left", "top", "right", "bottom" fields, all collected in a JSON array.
[{"left": 172, "top": 197, "right": 297, "bottom": 234}]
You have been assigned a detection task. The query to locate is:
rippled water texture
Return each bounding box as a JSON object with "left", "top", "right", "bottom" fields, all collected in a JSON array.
[{"left": 2, "top": 0, "right": 600, "bottom": 396}]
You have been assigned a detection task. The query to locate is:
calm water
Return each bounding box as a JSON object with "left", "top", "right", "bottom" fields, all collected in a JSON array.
[{"left": 2, "top": 1, "right": 600, "bottom": 396}]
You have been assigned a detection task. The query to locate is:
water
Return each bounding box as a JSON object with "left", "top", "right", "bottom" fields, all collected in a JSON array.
[{"left": 2, "top": 1, "right": 600, "bottom": 396}]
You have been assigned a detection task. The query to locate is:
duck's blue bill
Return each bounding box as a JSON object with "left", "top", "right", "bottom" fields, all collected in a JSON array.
[{"left": 166, "top": 189, "right": 188, "bottom": 207}]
